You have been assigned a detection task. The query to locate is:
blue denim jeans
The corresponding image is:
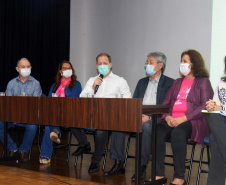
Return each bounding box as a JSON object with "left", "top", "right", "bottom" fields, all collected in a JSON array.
[
  {"left": 40, "top": 126, "right": 61, "bottom": 159},
  {"left": 0, "top": 121, "right": 37, "bottom": 152}
]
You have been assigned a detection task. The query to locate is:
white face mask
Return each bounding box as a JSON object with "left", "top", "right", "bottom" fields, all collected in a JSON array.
[
  {"left": 20, "top": 68, "right": 31, "bottom": 78},
  {"left": 62, "top": 69, "right": 72, "bottom": 78},
  {"left": 180, "top": 63, "right": 191, "bottom": 76}
]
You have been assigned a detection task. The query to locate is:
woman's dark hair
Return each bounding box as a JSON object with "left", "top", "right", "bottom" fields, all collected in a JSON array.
[
  {"left": 52, "top": 60, "right": 77, "bottom": 92},
  {"left": 221, "top": 56, "right": 226, "bottom": 82},
  {"left": 181, "top": 49, "right": 209, "bottom": 78}
]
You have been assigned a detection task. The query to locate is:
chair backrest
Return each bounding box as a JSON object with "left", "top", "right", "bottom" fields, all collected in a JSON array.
[{"left": 204, "top": 137, "right": 209, "bottom": 144}]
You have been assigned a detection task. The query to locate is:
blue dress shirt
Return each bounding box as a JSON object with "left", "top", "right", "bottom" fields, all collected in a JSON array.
[{"left": 5, "top": 75, "right": 42, "bottom": 96}]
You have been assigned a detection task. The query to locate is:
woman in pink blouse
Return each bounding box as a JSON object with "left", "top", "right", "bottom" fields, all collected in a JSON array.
[{"left": 155, "top": 50, "right": 213, "bottom": 185}]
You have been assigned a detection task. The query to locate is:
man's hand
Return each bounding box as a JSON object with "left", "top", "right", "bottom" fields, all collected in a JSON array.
[
  {"left": 92, "top": 76, "right": 103, "bottom": 90},
  {"left": 142, "top": 114, "right": 150, "bottom": 124}
]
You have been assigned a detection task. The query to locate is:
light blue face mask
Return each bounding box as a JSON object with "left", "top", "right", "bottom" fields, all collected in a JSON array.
[
  {"left": 98, "top": 65, "right": 110, "bottom": 76},
  {"left": 146, "top": 64, "right": 156, "bottom": 76}
]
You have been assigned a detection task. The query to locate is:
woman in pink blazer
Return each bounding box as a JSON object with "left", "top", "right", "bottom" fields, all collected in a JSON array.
[{"left": 155, "top": 50, "right": 213, "bottom": 185}]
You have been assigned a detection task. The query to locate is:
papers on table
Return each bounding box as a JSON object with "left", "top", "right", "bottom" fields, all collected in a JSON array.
[{"left": 201, "top": 110, "right": 220, "bottom": 113}]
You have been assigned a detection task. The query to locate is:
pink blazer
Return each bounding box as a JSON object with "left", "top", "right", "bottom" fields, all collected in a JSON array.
[{"left": 161, "top": 77, "right": 213, "bottom": 144}]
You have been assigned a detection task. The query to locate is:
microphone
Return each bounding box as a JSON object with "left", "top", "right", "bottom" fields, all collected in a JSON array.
[{"left": 94, "top": 74, "right": 104, "bottom": 94}]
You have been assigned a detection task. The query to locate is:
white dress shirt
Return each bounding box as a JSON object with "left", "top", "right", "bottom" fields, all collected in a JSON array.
[
  {"left": 80, "top": 72, "right": 132, "bottom": 98},
  {"left": 142, "top": 74, "right": 161, "bottom": 105}
]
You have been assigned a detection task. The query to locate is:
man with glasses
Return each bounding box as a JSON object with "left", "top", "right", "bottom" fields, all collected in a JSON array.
[
  {"left": 0, "top": 58, "right": 42, "bottom": 161},
  {"left": 103, "top": 52, "right": 174, "bottom": 178},
  {"left": 71, "top": 53, "right": 132, "bottom": 173},
  {"left": 128, "top": 51, "right": 174, "bottom": 180}
]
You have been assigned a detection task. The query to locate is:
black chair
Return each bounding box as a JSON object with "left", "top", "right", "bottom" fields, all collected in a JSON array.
[
  {"left": 196, "top": 137, "right": 210, "bottom": 185},
  {"left": 164, "top": 140, "right": 197, "bottom": 185},
  {"left": 74, "top": 129, "right": 110, "bottom": 170},
  {"left": 53, "top": 128, "right": 78, "bottom": 162},
  {"left": 124, "top": 133, "right": 140, "bottom": 167},
  {"left": 124, "top": 134, "right": 196, "bottom": 185},
  {"left": 1, "top": 125, "right": 32, "bottom": 160}
]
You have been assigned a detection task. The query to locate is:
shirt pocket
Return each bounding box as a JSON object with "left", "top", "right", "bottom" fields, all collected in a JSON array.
[{"left": 26, "top": 87, "right": 34, "bottom": 96}]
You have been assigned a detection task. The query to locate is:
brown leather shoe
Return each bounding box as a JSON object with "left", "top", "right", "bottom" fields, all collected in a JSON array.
[
  {"left": 20, "top": 152, "right": 29, "bottom": 162},
  {"left": 9, "top": 150, "right": 19, "bottom": 157}
]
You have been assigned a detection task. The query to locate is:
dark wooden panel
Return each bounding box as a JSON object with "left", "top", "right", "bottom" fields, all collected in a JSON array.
[
  {"left": 0, "top": 97, "right": 169, "bottom": 132},
  {"left": 0, "top": 96, "right": 39, "bottom": 124},
  {"left": 39, "top": 97, "right": 142, "bottom": 132},
  {"left": 142, "top": 105, "right": 170, "bottom": 114}
]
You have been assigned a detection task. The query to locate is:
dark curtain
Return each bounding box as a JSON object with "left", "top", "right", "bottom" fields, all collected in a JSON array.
[{"left": 0, "top": 0, "right": 70, "bottom": 95}]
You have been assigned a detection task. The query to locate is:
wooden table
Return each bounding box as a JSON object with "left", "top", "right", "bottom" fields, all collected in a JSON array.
[{"left": 0, "top": 96, "right": 169, "bottom": 185}]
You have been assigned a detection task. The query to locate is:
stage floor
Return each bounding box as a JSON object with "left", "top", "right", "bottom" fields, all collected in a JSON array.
[{"left": 0, "top": 130, "right": 208, "bottom": 185}]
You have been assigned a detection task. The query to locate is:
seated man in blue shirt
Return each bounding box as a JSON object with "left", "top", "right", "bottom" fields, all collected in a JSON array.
[{"left": 0, "top": 58, "right": 42, "bottom": 161}]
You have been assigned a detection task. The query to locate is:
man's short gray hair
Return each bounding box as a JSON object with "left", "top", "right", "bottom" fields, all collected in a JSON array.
[
  {"left": 147, "top": 52, "right": 167, "bottom": 73},
  {"left": 17, "top": 58, "right": 31, "bottom": 67}
]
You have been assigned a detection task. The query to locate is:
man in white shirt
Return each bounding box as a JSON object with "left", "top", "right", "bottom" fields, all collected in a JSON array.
[{"left": 71, "top": 53, "right": 131, "bottom": 173}]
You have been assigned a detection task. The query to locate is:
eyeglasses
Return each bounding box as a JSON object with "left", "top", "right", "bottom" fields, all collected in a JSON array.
[
  {"left": 61, "top": 67, "right": 72, "bottom": 71},
  {"left": 18, "top": 66, "right": 31, "bottom": 69},
  {"left": 144, "top": 62, "right": 159, "bottom": 67}
]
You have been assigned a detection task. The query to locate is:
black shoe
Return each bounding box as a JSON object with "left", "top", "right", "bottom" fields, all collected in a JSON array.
[
  {"left": 88, "top": 162, "right": 100, "bottom": 173},
  {"left": 170, "top": 179, "right": 186, "bottom": 185},
  {"left": 71, "top": 142, "right": 91, "bottom": 156},
  {"left": 9, "top": 150, "right": 19, "bottom": 157},
  {"left": 20, "top": 152, "right": 29, "bottom": 162},
  {"left": 104, "top": 160, "right": 125, "bottom": 176},
  {"left": 142, "top": 177, "right": 167, "bottom": 185},
  {"left": 131, "top": 165, "right": 146, "bottom": 181}
]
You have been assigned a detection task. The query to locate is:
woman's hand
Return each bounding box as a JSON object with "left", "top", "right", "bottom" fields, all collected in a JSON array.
[
  {"left": 142, "top": 114, "right": 150, "bottom": 124},
  {"left": 206, "top": 99, "right": 222, "bottom": 112},
  {"left": 92, "top": 76, "right": 103, "bottom": 90},
  {"left": 165, "top": 116, "right": 175, "bottom": 127},
  {"left": 165, "top": 116, "right": 187, "bottom": 127},
  {"left": 170, "top": 116, "right": 187, "bottom": 127}
]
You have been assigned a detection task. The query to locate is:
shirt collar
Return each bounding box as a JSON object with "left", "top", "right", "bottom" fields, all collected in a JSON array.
[
  {"left": 102, "top": 71, "right": 113, "bottom": 79},
  {"left": 149, "top": 74, "right": 161, "bottom": 83},
  {"left": 109, "top": 71, "right": 113, "bottom": 77},
  {"left": 16, "top": 75, "right": 33, "bottom": 82}
]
